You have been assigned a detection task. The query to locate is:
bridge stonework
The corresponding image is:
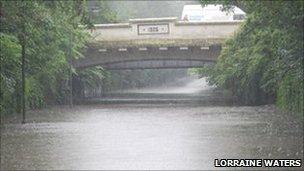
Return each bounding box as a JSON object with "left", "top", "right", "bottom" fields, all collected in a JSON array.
[{"left": 73, "top": 17, "right": 242, "bottom": 69}]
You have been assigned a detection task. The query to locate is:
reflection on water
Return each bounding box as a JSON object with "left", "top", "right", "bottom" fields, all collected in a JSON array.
[{"left": 1, "top": 78, "right": 303, "bottom": 170}]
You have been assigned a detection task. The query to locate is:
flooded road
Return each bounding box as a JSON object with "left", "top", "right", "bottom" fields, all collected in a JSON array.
[{"left": 1, "top": 78, "right": 303, "bottom": 170}]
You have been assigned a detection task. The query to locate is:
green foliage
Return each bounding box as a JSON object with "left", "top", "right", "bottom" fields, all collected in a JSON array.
[
  {"left": 0, "top": 1, "right": 97, "bottom": 115},
  {"left": 188, "top": 66, "right": 213, "bottom": 78},
  {"left": 77, "top": 66, "right": 110, "bottom": 89},
  {"left": 277, "top": 74, "right": 303, "bottom": 118},
  {"left": 25, "top": 76, "right": 44, "bottom": 109},
  {"left": 0, "top": 33, "right": 21, "bottom": 114},
  {"left": 195, "top": 1, "right": 303, "bottom": 114},
  {"left": 0, "top": 0, "right": 120, "bottom": 115}
]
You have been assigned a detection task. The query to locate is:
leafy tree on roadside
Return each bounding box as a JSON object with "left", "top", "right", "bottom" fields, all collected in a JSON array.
[
  {"left": 0, "top": 1, "right": 89, "bottom": 115},
  {"left": 194, "top": 1, "right": 303, "bottom": 115}
]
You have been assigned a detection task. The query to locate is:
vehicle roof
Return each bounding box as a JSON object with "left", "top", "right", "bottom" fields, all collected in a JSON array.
[
  {"left": 182, "top": 4, "right": 245, "bottom": 14},
  {"left": 182, "top": 5, "right": 203, "bottom": 10}
]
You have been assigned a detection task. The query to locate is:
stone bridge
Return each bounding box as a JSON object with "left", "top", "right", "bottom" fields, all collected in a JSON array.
[{"left": 73, "top": 17, "right": 242, "bottom": 69}]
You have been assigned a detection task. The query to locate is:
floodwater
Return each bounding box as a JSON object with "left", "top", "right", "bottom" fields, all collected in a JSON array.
[{"left": 1, "top": 78, "right": 303, "bottom": 170}]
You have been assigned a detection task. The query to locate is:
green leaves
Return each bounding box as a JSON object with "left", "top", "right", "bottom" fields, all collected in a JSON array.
[
  {"left": 196, "top": 1, "right": 303, "bottom": 112},
  {"left": 77, "top": 66, "right": 108, "bottom": 89},
  {"left": 0, "top": 1, "right": 94, "bottom": 114},
  {"left": 0, "top": 33, "right": 21, "bottom": 114}
]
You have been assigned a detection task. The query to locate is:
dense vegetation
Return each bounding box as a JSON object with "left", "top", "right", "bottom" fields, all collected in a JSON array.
[
  {"left": 0, "top": 1, "right": 97, "bottom": 115},
  {"left": 193, "top": 1, "right": 303, "bottom": 115}
]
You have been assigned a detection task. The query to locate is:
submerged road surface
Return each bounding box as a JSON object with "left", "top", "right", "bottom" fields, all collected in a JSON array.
[{"left": 1, "top": 78, "right": 303, "bottom": 170}]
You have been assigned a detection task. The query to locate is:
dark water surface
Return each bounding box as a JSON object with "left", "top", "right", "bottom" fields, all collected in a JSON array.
[{"left": 1, "top": 79, "right": 303, "bottom": 170}]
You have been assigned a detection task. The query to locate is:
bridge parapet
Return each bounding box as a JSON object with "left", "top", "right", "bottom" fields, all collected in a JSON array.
[
  {"left": 88, "top": 17, "right": 242, "bottom": 48},
  {"left": 74, "top": 18, "right": 242, "bottom": 69}
]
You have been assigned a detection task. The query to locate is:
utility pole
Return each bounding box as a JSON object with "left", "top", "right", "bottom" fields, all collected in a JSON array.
[
  {"left": 69, "top": 31, "right": 73, "bottom": 108},
  {"left": 21, "top": 30, "right": 26, "bottom": 124}
]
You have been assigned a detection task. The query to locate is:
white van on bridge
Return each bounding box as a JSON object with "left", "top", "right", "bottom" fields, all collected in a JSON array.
[{"left": 181, "top": 4, "right": 245, "bottom": 22}]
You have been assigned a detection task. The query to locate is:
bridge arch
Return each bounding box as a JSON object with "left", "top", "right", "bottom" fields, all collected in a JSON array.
[{"left": 73, "top": 45, "right": 221, "bottom": 69}]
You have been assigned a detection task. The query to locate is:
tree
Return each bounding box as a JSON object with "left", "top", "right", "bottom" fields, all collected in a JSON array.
[
  {"left": 0, "top": 1, "right": 90, "bottom": 122},
  {"left": 194, "top": 1, "right": 303, "bottom": 115}
]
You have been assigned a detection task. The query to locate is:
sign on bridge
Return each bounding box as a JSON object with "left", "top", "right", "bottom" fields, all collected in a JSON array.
[{"left": 137, "top": 23, "right": 169, "bottom": 35}]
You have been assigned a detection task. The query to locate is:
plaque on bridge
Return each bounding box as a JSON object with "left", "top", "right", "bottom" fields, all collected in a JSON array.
[{"left": 137, "top": 24, "right": 169, "bottom": 35}]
